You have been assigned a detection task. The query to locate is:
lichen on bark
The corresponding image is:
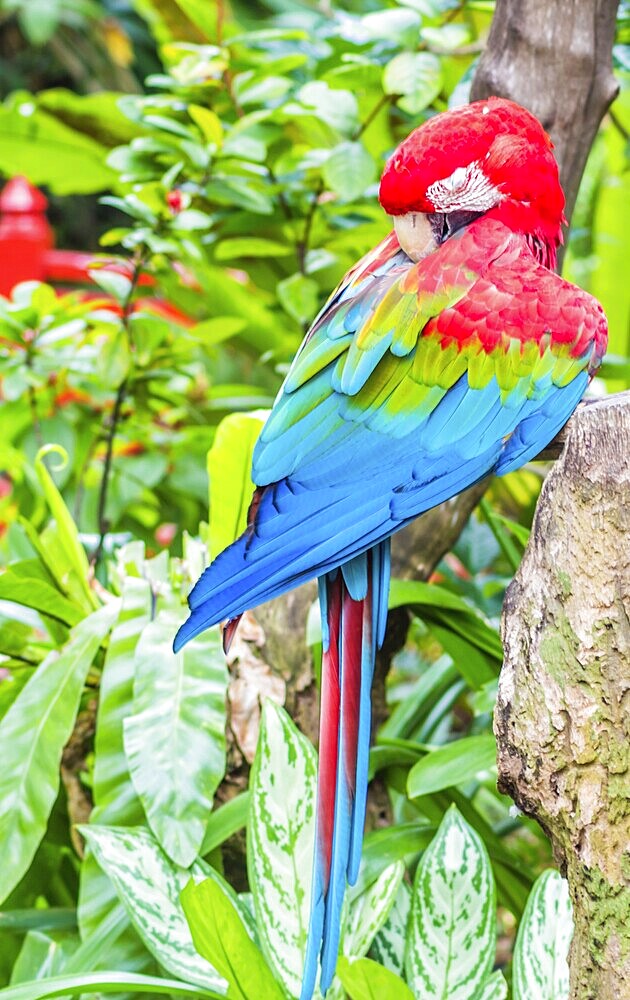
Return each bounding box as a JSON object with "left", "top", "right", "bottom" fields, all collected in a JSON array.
[{"left": 496, "top": 392, "right": 630, "bottom": 999}]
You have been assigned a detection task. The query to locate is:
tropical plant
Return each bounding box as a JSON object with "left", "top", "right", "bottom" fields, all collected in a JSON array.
[{"left": 0, "top": 0, "right": 627, "bottom": 994}]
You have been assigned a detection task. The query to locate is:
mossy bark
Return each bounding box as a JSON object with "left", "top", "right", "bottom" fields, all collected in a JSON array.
[{"left": 496, "top": 393, "right": 630, "bottom": 999}]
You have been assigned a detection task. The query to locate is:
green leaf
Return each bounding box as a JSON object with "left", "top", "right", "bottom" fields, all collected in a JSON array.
[
  {"left": 181, "top": 878, "right": 284, "bottom": 1000},
  {"left": 248, "top": 700, "right": 317, "bottom": 996},
  {"left": 17, "top": 0, "right": 58, "bottom": 45},
  {"left": 123, "top": 608, "right": 228, "bottom": 867},
  {"left": 383, "top": 53, "right": 443, "bottom": 114},
  {"left": 191, "top": 316, "right": 246, "bottom": 347},
  {"left": 344, "top": 863, "right": 404, "bottom": 959},
  {"left": 474, "top": 971, "right": 508, "bottom": 1000},
  {"left": 80, "top": 825, "right": 226, "bottom": 992},
  {"left": 214, "top": 238, "right": 292, "bottom": 261},
  {"left": 207, "top": 411, "right": 266, "bottom": 558},
  {"left": 336, "top": 956, "right": 414, "bottom": 1000},
  {"left": 513, "top": 870, "right": 572, "bottom": 1000},
  {"left": 0, "top": 573, "right": 82, "bottom": 627},
  {"left": 37, "top": 89, "right": 142, "bottom": 147},
  {"left": 78, "top": 577, "right": 153, "bottom": 970},
  {"left": 172, "top": 0, "right": 216, "bottom": 39},
  {"left": 0, "top": 102, "right": 115, "bottom": 195},
  {"left": 200, "top": 793, "right": 250, "bottom": 856},
  {"left": 0, "top": 971, "right": 222, "bottom": 1000},
  {"left": 277, "top": 273, "right": 319, "bottom": 325},
  {"left": 407, "top": 734, "right": 496, "bottom": 798},
  {"left": 323, "top": 142, "right": 376, "bottom": 202},
  {"left": 370, "top": 880, "right": 410, "bottom": 976},
  {"left": 88, "top": 269, "right": 133, "bottom": 304},
  {"left": 34, "top": 445, "right": 98, "bottom": 611},
  {"left": 405, "top": 807, "right": 496, "bottom": 999},
  {"left": 0, "top": 602, "right": 119, "bottom": 905},
  {"left": 189, "top": 105, "right": 223, "bottom": 145}
]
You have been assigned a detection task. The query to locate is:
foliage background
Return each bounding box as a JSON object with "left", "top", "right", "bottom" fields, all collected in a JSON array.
[{"left": 0, "top": 0, "right": 628, "bottom": 996}]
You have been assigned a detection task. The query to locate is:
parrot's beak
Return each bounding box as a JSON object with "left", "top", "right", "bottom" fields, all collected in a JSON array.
[{"left": 393, "top": 212, "right": 438, "bottom": 262}]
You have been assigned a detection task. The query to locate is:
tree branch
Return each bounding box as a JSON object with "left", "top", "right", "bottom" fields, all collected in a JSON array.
[
  {"left": 471, "top": 0, "right": 620, "bottom": 227},
  {"left": 497, "top": 391, "right": 630, "bottom": 998}
]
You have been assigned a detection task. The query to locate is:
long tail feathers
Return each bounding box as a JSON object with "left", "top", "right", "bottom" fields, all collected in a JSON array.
[{"left": 300, "top": 539, "right": 391, "bottom": 1000}]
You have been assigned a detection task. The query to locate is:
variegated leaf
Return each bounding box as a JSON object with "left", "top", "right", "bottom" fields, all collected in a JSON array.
[
  {"left": 77, "top": 576, "right": 154, "bottom": 972},
  {"left": 248, "top": 699, "right": 317, "bottom": 998},
  {"left": 370, "top": 879, "right": 410, "bottom": 975},
  {"left": 473, "top": 971, "right": 508, "bottom": 1000},
  {"left": 123, "top": 607, "right": 228, "bottom": 868},
  {"left": 80, "top": 824, "right": 226, "bottom": 993},
  {"left": 513, "top": 869, "right": 572, "bottom": 1000},
  {"left": 343, "top": 862, "right": 405, "bottom": 959},
  {"left": 405, "top": 806, "right": 496, "bottom": 1000}
]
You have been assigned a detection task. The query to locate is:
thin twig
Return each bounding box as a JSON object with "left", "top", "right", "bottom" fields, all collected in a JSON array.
[
  {"left": 92, "top": 255, "right": 144, "bottom": 566},
  {"left": 608, "top": 107, "right": 629, "bottom": 142},
  {"left": 352, "top": 93, "right": 395, "bottom": 141},
  {"left": 296, "top": 181, "right": 324, "bottom": 275},
  {"left": 92, "top": 380, "right": 127, "bottom": 567}
]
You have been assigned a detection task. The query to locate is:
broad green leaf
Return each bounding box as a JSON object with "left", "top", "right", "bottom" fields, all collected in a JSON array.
[
  {"left": 0, "top": 602, "right": 118, "bottom": 905},
  {"left": 181, "top": 879, "right": 284, "bottom": 1000},
  {"left": 80, "top": 825, "right": 226, "bottom": 992},
  {"left": 88, "top": 269, "right": 132, "bottom": 304},
  {"left": 383, "top": 53, "right": 443, "bottom": 114},
  {"left": 123, "top": 608, "right": 228, "bottom": 867},
  {"left": 277, "top": 273, "right": 319, "bottom": 325},
  {"left": 336, "top": 956, "right": 414, "bottom": 1000},
  {"left": 34, "top": 445, "right": 98, "bottom": 611},
  {"left": 37, "top": 89, "right": 142, "bottom": 146},
  {"left": 191, "top": 316, "right": 246, "bottom": 347},
  {"left": 474, "top": 971, "right": 508, "bottom": 1000},
  {"left": 0, "top": 971, "right": 222, "bottom": 1000},
  {"left": 323, "top": 143, "right": 376, "bottom": 202},
  {"left": 0, "top": 574, "right": 82, "bottom": 627},
  {"left": 405, "top": 807, "right": 496, "bottom": 999},
  {"left": 16, "top": 0, "right": 58, "bottom": 45},
  {"left": 200, "top": 793, "right": 250, "bottom": 856},
  {"left": 359, "top": 823, "right": 435, "bottom": 891},
  {"left": 215, "top": 238, "right": 291, "bottom": 261},
  {"left": 388, "top": 579, "right": 502, "bottom": 669},
  {"left": 0, "top": 910, "right": 76, "bottom": 935},
  {"left": 189, "top": 106, "right": 223, "bottom": 145},
  {"left": 248, "top": 700, "right": 317, "bottom": 996},
  {"left": 207, "top": 411, "right": 267, "bottom": 558},
  {"left": 407, "top": 734, "right": 496, "bottom": 798},
  {"left": 78, "top": 577, "right": 153, "bottom": 970},
  {"left": 513, "top": 870, "right": 572, "bottom": 1000},
  {"left": 10, "top": 929, "right": 76, "bottom": 983},
  {"left": 0, "top": 102, "right": 115, "bottom": 194},
  {"left": 297, "top": 81, "right": 359, "bottom": 136},
  {"left": 370, "top": 880, "right": 410, "bottom": 976},
  {"left": 344, "top": 862, "right": 404, "bottom": 959},
  {"left": 173, "top": 0, "right": 216, "bottom": 39}
]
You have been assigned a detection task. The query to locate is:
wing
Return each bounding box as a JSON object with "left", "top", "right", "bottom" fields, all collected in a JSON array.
[{"left": 175, "top": 217, "right": 606, "bottom": 646}]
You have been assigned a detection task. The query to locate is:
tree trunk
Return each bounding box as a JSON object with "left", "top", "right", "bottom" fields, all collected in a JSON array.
[
  {"left": 497, "top": 392, "right": 630, "bottom": 999},
  {"left": 471, "top": 0, "right": 620, "bottom": 224}
]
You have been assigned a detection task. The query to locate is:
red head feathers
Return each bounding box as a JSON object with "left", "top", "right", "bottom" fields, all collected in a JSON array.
[{"left": 379, "top": 97, "right": 565, "bottom": 261}]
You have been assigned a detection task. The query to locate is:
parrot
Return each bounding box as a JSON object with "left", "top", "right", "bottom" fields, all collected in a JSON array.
[{"left": 173, "top": 97, "right": 607, "bottom": 998}]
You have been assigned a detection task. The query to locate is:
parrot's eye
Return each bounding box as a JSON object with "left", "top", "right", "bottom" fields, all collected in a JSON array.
[{"left": 429, "top": 209, "right": 486, "bottom": 244}]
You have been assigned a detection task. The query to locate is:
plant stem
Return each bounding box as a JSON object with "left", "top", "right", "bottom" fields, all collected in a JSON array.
[
  {"left": 297, "top": 180, "right": 323, "bottom": 275},
  {"left": 92, "top": 255, "right": 144, "bottom": 566},
  {"left": 352, "top": 93, "right": 394, "bottom": 141}
]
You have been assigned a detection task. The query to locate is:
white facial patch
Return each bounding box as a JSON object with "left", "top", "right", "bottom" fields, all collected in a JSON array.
[{"left": 426, "top": 159, "right": 500, "bottom": 213}]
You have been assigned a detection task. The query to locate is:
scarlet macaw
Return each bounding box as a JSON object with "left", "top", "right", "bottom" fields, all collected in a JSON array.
[{"left": 174, "top": 97, "right": 607, "bottom": 997}]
